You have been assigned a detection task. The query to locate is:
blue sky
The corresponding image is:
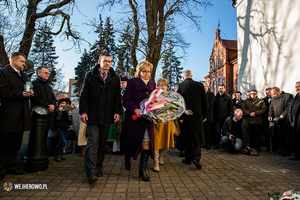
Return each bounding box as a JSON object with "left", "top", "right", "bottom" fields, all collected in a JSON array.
[{"left": 55, "top": 0, "right": 237, "bottom": 84}]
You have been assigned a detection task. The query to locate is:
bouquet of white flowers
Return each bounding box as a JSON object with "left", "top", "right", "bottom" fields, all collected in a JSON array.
[{"left": 132, "top": 88, "right": 192, "bottom": 123}]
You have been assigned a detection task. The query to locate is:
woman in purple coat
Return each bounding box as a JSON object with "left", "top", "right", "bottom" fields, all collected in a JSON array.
[{"left": 121, "top": 61, "right": 156, "bottom": 182}]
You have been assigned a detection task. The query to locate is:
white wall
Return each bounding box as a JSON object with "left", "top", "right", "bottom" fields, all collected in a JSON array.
[{"left": 236, "top": 0, "right": 300, "bottom": 98}]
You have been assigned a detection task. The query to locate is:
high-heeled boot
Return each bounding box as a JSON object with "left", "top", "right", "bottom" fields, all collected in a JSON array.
[
  {"left": 159, "top": 149, "right": 166, "bottom": 165},
  {"left": 139, "top": 150, "right": 150, "bottom": 182},
  {"left": 125, "top": 154, "right": 131, "bottom": 170},
  {"left": 153, "top": 150, "right": 159, "bottom": 172}
]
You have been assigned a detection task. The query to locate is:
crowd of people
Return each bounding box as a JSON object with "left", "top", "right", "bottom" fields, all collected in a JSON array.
[
  {"left": 211, "top": 85, "right": 300, "bottom": 161},
  {"left": 0, "top": 51, "right": 299, "bottom": 185}
]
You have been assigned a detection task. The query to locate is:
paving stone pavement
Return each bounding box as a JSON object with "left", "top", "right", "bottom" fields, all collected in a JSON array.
[{"left": 1, "top": 147, "right": 300, "bottom": 200}]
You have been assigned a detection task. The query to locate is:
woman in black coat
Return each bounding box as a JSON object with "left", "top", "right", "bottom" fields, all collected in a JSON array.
[{"left": 121, "top": 61, "right": 156, "bottom": 182}]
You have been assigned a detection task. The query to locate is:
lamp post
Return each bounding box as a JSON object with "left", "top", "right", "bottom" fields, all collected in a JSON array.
[{"left": 24, "top": 106, "right": 49, "bottom": 172}]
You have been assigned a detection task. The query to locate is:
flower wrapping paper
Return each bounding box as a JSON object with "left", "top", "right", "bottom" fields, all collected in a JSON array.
[{"left": 132, "top": 88, "right": 190, "bottom": 123}]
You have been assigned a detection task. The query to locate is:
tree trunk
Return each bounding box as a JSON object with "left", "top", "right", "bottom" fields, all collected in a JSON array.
[
  {"left": 129, "top": 0, "right": 139, "bottom": 70},
  {"left": 0, "top": 35, "right": 9, "bottom": 68},
  {"left": 145, "top": 0, "right": 166, "bottom": 80},
  {"left": 18, "top": 1, "right": 38, "bottom": 58}
]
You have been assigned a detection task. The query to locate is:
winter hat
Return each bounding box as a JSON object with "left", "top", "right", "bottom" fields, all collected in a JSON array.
[
  {"left": 58, "top": 98, "right": 67, "bottom": 106},
  {"left": 120, "top": 75, "right": 128, "bottom": 81}
]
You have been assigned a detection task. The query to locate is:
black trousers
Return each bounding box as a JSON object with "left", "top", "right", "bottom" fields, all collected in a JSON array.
[
  {"left": 182, "top": 122, "right": 202, "bottom": 163},
  {"left": 0, "top": 132, "right": 23, "bottom": 175},
  {"left": 292, "top": 129, "right": 300, "bottom": 158},
  {"left": 85, "top": 124, "right": 110, "bottom": 176},
  {"left": 248, "top": 124, "right": 262, "bottom": 151},
  {"left": 184, "top": 141, "right": 201, "bottom": 163},
  {"left": 214, "top": 120, "right": 225, "bottom": 146},
  {"left": 204, "top": 121, "right": 213, "bottom": 146},
  {"left": 272, "top": 121, "right": 291, "bottom": 153}
]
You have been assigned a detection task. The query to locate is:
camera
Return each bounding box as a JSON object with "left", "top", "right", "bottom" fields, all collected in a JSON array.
[
  {"left": 230, "top": 135, "right": 236, "bottom": 144},
  {"left": 61, "top": 105, "right": 70, "bottom": 111}
]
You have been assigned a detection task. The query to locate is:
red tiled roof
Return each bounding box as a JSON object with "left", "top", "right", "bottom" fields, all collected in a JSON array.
[{"left": 221, "top": 40, "right": 237, "bottom": 50}]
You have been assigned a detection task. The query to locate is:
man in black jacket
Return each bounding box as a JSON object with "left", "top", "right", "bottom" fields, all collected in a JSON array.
[
  {"left": 0, "top": 52, "right": 33, "bottom": 181},
  {"left": 232, "top": 91, "right": 244, "bottom": 109},
  {"left": 213, "top": 84, "right": 234, "bottom": 149},
  {"left": 268, "top": 87, "right": 293, "bottom": 155},
  {"left": 203, "top": 82, "right": 215, "bottom": 150},
  {"left": 177, "top": 70, "right": 208, "bottom": 169},
  {"left": 31, "top": 67, "right": 57, "bottom": 130},
  {"left": 80, "top": 52, "right": 122, "bottom": 183},
  {"left": 221, "top": 109, "right": 250, "bottom": 153},
  {"left": 288, "top": 81, "right": 300, "bottom": 161}
]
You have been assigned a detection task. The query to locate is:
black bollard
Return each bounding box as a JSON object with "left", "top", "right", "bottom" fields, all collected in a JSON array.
[{"left": 24, "top": 106, "right": 49, "bottom": 172}]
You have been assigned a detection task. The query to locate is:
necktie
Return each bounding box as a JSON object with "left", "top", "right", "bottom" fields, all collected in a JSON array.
[
  {"left": 17, "top": 71, "right": 21, "bottom": 77},
  {"left": 102, "top": 72, "right": 107, "bottom": 83}
]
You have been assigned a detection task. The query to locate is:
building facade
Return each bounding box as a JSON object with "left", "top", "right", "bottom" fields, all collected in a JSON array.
[
  {"left": 235, "top": 0, "right": 300, "bottom": 97},
  {"left": 205, "top": 29, "right": 238, "bottom": 95}
]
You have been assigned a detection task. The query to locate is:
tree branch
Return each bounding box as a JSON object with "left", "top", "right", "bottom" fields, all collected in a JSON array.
[
  {"left": 44, "top": 10, "right": 79, "bottom": 40},
  {"left": 35, "top": 0, "right": 74, "bottom": 18}
]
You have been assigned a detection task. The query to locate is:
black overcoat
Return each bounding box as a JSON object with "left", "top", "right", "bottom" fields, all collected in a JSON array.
[
  {"left": 31, "top": 76, "right": 57, "bottom": 129},
  {"left": 233, "top": 98, "right": 244, "bottom": 109},
  {"left": 206, "top": 91, "right": 215, "bottom": 122},
  {"left": 177, "top": 78, "right": 208, "bottom": 146},
  {"left": 121, "top": 77, "right": 156, "bottom": 159},
  {"left": 0, "top": 65, "right": 31, "bottom": 132},
  {"left": 214, "top": 92, "right": 234, "bottom": 121},
  {"left": 79, "top": 64, "right": 122, "bottom": 125}
]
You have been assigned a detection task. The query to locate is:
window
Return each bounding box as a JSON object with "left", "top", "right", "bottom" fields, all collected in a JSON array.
[
  {"left": 218, "top": 78, "right": 222, "bottom": 85},
  {"left": 213, "top": 81, "right": 217, "bottom": 94}
]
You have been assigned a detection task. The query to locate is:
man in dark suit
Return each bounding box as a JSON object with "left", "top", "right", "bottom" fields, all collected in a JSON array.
[
  {"left": 31, "top": 66, "right": 57, "bottom": 130},
  {"left": 203, "top": 82, "right": 215, "bottom": 150},
  {"left": 268, "top": 87, "right": 293, "bottom": 155},
  {"left": 289, "top": 81, "right": 300, "bottom": 161},
  {"left": 177, "top": 70, "right": 208, "bottom": 169},
  {"left": 0, "top": 52, "right": 33, "bottom": 181},
  {"left": 233, "top": 91, "right": 244, "bottom": 109},
  {"left": 80, "top": 52, "right": 122, "bottom": 183}
]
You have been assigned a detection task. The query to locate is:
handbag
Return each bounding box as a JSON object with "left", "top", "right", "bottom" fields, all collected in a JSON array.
[{"left": 172, "top": 120, "right": 181, "bottom": 136}]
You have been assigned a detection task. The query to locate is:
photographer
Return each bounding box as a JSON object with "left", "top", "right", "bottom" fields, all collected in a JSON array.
[
  {"left": 54, "top": 98, "right": 73, "bottom": 162},
  {"left": 221, "top": 109, "right": 250, "bottom": 153}
]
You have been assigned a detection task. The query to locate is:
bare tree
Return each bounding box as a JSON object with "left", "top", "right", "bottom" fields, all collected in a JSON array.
[
  {"left": 51, "top": 65, "right": 68, "bottom": 92},
  {"left": 99, "top": 0, "right": 212, "bottom": 80},
  {"left": 0, "top": 0, "right": 80, "bottom": 68}
]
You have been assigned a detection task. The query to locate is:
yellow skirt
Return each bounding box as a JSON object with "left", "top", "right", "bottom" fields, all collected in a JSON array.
[{"left": 153, "top": 120, "right": 176, "bottom": 150}]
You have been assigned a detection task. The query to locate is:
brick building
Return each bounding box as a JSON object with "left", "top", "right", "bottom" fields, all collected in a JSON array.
[{"left": 205, "top": 29, "right": 238, "bottom": 95}]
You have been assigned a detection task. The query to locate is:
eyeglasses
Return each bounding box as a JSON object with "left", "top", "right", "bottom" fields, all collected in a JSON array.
[
  {"left": 250, "top": 93, "right": 257, "bottom": 95},
  {"left": 141, "top": 71, "right": 151, "bottom": 73},
  {"left": 103, "top": 60, "right": 112, "bottom": 63},
  {"left": 44, "top": 72, "right": 49, "bottom": 74}
]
